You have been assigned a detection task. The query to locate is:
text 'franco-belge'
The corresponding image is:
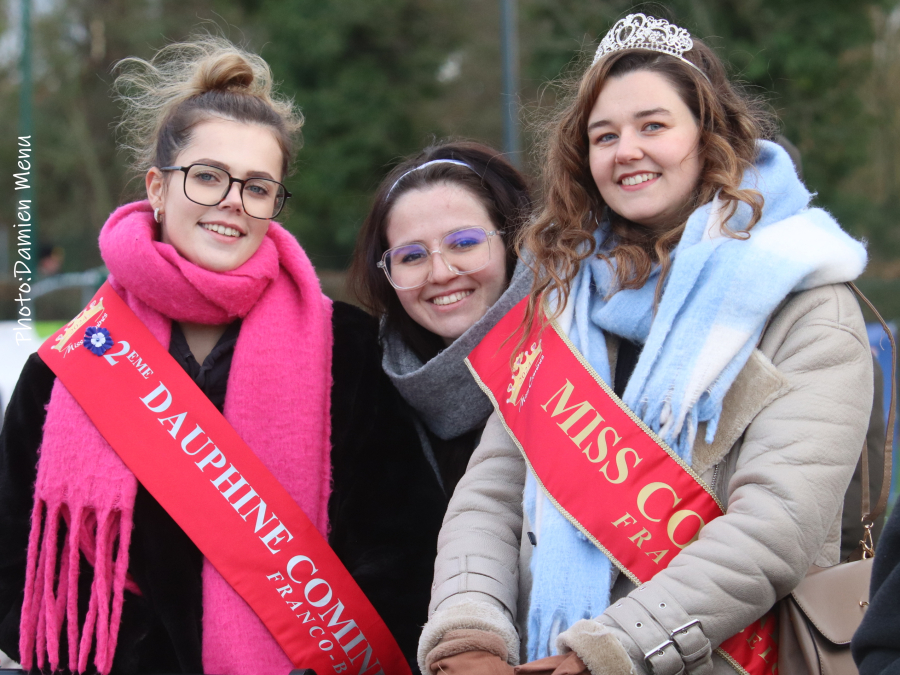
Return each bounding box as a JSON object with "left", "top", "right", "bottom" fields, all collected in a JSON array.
[{"left": 138, "top": 382, "right": 386, "bottom": 675}]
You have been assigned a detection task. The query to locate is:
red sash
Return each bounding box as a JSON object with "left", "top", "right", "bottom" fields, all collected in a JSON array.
[
  {"left": 466, "top": 298, "right": 777, "bottom": 675},
  {"left": 39, "top": 281, "right": 411, "bottom": 675}
]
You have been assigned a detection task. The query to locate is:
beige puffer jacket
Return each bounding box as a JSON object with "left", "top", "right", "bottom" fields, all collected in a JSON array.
[{"left": 418, "top": 284, "right": 873, "bottom": 675}]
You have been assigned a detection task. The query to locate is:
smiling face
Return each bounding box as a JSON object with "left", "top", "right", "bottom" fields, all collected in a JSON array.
[
  {"left": 587, "top": 69, "right": 703, "bottom": 230},
  {"left": 386, "top": 183, "right": 508, "bottom": 345},
  {"left": 146, "top": 118, "right": 283, "bottom": 272}
]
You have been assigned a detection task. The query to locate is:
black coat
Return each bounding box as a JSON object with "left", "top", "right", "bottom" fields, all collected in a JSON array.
[
  {"left": 0, "top": 302, "right": 446, "bottom": 674},
  {"left": 852, "top": 502, "right": 900, "bottom": 674}
]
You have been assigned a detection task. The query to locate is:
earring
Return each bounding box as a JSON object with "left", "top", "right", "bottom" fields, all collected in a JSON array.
[{"left": 153, "top": 207, "right": 161, "bottom": 223}]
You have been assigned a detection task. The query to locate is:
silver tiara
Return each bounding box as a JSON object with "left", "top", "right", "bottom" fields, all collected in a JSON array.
[{"left": 592, "top": 14, "right": 707, "bottom": 79}]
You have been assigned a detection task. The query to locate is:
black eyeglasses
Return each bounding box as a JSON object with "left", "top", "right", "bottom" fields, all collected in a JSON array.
[{"left": 160, "top": 164, "right": 291, "bottom": 219}]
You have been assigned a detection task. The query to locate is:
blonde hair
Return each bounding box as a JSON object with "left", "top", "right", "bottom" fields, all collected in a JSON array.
[
  {"left": 519, "top": 39, "right": 774, "bottom": 336},
  {"left": 114, "top": 34, "right": 303, "bottom": 178}
]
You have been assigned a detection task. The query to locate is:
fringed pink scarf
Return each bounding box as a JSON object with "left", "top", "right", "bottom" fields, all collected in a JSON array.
[{"left": 20, "top": 200, "right": 334, "bottom": 675}]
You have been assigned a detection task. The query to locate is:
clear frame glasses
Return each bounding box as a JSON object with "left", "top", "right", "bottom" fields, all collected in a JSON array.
[
  {"left": 160, "top": 164, "right": 291, "bottom": 220},
  {"left": 377, "top": 227, "right": 502, "bottom": 290}
]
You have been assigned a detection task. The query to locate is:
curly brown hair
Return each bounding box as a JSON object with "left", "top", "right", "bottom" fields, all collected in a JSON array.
[{"left": 520, "top": 37, "right": 775, "bottom": 334}]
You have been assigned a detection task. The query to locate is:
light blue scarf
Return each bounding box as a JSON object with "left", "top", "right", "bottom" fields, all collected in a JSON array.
[{"left": 524, "top": 140, "right": 868, "bottom": 659}]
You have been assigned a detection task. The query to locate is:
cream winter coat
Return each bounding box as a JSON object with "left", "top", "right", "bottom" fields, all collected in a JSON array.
[{"left": 418, "top": 283, "right": 873, "bottom": 675}]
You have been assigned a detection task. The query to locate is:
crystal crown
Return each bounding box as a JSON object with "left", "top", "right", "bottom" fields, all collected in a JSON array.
[{"left": 593, "top": 14, "right": 695, "bottom": 67}]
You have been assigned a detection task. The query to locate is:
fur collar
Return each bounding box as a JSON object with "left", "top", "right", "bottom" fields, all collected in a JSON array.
[{"left": 691, "top": 349, "right": 790, "bottom": 475}]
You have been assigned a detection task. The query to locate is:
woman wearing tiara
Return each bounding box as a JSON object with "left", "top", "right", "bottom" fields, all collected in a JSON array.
[
  {"left": 0, "top": 35, "right": 453, "bottom": 675},
  {"left": 417, "top": 14, "right": 872, "bottom": 675}
]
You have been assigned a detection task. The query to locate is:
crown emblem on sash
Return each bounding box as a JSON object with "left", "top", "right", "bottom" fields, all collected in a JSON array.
[
  {"left": 51, "top": 297, "right": 106, "bottom": 351},
  {"left": 507, "top": 341, "right": 543, "bottom": 405}
]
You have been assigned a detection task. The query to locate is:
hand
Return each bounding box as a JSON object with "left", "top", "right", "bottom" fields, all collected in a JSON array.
[
  {"left": 514, "top": 653, "right": 589, "bottom": 675},
  {"left": 430, "top": 650, "right": 516, "bottom": 675}
]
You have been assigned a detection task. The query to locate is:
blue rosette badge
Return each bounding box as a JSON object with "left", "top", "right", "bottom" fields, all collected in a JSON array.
[{"left": 83, "top": 326, "right": 113, "bottom": 356}]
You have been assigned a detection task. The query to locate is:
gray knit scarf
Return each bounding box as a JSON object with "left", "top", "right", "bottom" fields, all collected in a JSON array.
[{"left": 381, "top": 262, "right": 532, "bottom": 478}]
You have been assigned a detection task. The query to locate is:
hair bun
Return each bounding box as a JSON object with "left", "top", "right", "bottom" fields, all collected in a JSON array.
[
  {"left": 192, "top": 52, "right": 255, "bottom": 93},
  {"left": 114, "top": 33, "right": 303, "bottom": 177}
]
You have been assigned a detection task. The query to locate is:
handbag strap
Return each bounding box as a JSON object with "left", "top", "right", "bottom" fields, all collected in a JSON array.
[{"left": 848, "top": 281, "right": 895, "bottom": 526}]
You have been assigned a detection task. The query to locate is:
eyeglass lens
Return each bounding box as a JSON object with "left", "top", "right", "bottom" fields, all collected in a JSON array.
[
  {"left": 184, "top": 164, "right": 286, "bottom": 219},
  {"left": 384, "top": 227, "right": 491, "bottom": 289}
]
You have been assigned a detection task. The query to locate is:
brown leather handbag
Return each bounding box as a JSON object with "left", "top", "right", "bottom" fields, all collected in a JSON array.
[{"left": 778, "top": 283, "right": 895, "bottom": 675}]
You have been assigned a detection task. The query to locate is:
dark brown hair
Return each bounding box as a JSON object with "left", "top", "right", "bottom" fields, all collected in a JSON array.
[
  {"left": 348, "top": 141, "right": 532, "bottom": 362},
  {"left": 114, "top": 35, "right": 303, "bottom": 179},
  {"left": 521, "top": 37, "right": 775, "bottom": 333}
]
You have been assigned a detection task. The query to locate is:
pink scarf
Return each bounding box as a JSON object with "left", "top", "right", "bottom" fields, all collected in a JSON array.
[{"left": 20, "top": 200, "right": 334, "bottom": 675}]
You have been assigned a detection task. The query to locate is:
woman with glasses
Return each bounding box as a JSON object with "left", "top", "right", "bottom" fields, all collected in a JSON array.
[
  {"left": 0, "top": 35, "right": 439, "bottom": 675},
  {"left": 416, "top": 15, "right": 873, "bottom": 675},
  {"left": 347, "top": 141, "right": 532, "bottom": 498},
  {"left": 335, "top": 140, "right": 531, "bottom": 663}
]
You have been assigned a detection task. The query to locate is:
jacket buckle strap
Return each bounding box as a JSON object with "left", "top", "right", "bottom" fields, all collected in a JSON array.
[
  {"left": 670, "top": 619, "right": 700, "bottom": 635},
  {"left": 670, "top": 619, "right": 705, "bottom": 655},
  {"left": 669, "top": 621, "right": 711, "bottom": 673},
  {"left": 632, "top": 588, "right": 712, "bottom": 674},
  {"left": 607, "top": 599, "right": 684, "bottom": 675},
  {"left": 666, "top": 619, "right": 711, "bottom": 673},
  {"left": 431, "top": 556, "right": 518, "bottom": 616},
  {"left": 644, "top": 640, "right": 685, "bottom": 675}
]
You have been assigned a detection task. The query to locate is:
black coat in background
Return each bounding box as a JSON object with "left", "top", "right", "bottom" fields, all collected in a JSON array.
[
  {"left": 852, "top": 503, "right": 900, "bottom": 674},
  {"left": 0, "top": 301, "right": 445, "bottom": 674},
  {"left": 329, "top": 303, "right": 448, "bottom": 670}
]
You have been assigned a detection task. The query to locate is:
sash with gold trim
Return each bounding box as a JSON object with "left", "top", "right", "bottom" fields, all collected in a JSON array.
[
  {"left": 39, "top": 281, "right": 411, "bottom": 675},
  {"left": 465, "top": 298, "right": 777, "bottom": 675}
]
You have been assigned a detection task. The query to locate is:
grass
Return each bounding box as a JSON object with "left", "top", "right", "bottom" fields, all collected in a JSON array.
[{"left": 34, "top": 321, "right": 66, "bottom": 341}]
